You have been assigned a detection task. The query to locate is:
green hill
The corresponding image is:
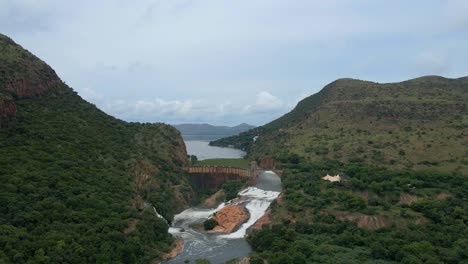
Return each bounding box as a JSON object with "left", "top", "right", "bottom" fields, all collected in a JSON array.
[
  {"left": 211, "top": 76, "right": 468, "bottom": 173},
  {"left": 0, "top": 34, "right": 192, "bottom": 263}
]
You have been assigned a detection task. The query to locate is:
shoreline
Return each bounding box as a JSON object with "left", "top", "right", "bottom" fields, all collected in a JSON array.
[{"left": 161, "top": 239, "right": 184, "bottom": 262}]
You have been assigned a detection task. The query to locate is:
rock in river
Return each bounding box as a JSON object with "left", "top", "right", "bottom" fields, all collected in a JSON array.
[{"left": 212, "top": 205, "right": 250, "bottom": 233}]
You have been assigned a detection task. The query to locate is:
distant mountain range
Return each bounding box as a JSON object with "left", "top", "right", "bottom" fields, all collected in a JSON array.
[
  {"left": 211, "top": 76, "right": 468, "bottom": 173},
  {"left": 174, "top": 123, "right": 255, "bottom": 140}
]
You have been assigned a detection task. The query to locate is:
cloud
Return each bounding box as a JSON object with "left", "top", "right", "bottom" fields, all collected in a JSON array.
[
  {"left": 77, "top": 87, "right": 103, "bottom": 102},
  {"left": 414, "top": 52, "right": 449, "bottom": 75},
  {"left": 243, "top": 91, "right": 285, "bottom": 114},
  {"left": 104, "top": 98, "right": 199, "bottom": 121},
  {"left": 442, "top": 0, "right": 468, "bottom": 31},
  {"left": 98, "top": 90, "right": 290, "bottom": 125},
  {"left": 2, "top": 1, "right": 467, "bottom": 125}
]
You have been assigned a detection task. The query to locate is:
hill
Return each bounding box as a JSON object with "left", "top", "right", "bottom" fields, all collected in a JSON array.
[
  {"left": 211, "top": 76, "right": 468, "bottom": 173},
  {"left": 174, "top": 123, "right": 255, "bottom": 140},
  {"left": 0, "top": 34, "right": 193, "bottom": 263}
]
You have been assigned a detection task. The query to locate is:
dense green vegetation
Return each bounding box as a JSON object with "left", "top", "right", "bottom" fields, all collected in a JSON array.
[
  {"left": 212, "top": 77, "right": 468, "bottom": 173},
  {"left": 247, "top": 157, "right": 468, "bottom": 263},
  {"left": 221, "top": 178, "right": 248, "bottom": 200},
  {"left": 195, "top": 158, "right": 250, "bottom": 169},
  {"left": 0, "top": 34, "right": 192, "bottom": 263},
  {"left": 203, "top": 218, "right": 218, "bottom": 231},
  {"left": 193, "top": 177, "right": 249, "bottom": 205}
]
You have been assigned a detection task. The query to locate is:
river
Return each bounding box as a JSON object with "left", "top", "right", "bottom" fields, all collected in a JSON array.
[{"left": 165, "top": 139, "right": 282, "bottom": 263}]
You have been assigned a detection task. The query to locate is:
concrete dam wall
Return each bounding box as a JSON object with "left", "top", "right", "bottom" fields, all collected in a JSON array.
[
  {"left": 187, "top": 160, "right": 281, "bottom": 190},
  {"left": 187, "top": 166, "right": 253, "bottom": 189}
]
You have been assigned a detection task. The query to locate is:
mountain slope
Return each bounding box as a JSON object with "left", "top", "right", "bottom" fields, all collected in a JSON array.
[
  {"left": 0, "top": 34, "right": 192, "bottom": 263},
  {"left": 211, "top": 76, "right": 468, "bottom": 173}
]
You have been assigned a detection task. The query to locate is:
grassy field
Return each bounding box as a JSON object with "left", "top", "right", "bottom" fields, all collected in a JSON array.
[{"left": 196, "top": 158, "right": 250, "bottom": 169}]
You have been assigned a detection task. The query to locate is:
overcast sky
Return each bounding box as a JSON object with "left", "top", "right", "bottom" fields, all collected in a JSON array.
[{"left": 1, "top": 0, "right": 467, "bottom": 126}]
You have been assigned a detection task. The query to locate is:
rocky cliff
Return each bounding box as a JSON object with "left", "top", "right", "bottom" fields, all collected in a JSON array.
[{"left": 0, "top": 34, "right": 65, "bottom": 127}]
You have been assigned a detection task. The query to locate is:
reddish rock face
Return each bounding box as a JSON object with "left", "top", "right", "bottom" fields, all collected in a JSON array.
[
  {"left": 4, "top": 79, "right": 61, "bottom": 99},
  {"left": 212, "top": 205, "right": 250, "bottom": 233},
  {"left": 0, "top": 34, "right": 65, "bottom": 129},
  {"left": 161, "top": 240, "right": 184, "bottom": 261}
]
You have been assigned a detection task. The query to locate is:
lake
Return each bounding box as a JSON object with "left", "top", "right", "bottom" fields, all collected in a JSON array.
[{"left": 184, "top": 140, "right": 246, "bottom": 160}]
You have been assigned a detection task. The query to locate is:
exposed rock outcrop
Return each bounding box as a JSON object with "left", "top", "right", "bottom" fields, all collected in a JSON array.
[
  {"left": 249, "top": 209, "right": 272, "bottom": 231},
  {"left": 259, "top": 156, "right": 276, "bottom": 169},
  {"left": 4, "top": 78, "right": 61, "bottom": 99},
  {"left": 212, "top": 205, "right": 250, "bottom": 233},
  {"left": 322, "top": 174, "right": 341, "bottom": 182},
  {"left": 203, "top": 189, "right": 225, "bottom": 207},
  {"left": 161, "top": 240, "right": 184, "bottom": 261},
  {"left": 1, "top": 34, "right": 64, "bottom": 129},
  {"left": 332, "top": 211, "right": 392, "bottom": 230}
]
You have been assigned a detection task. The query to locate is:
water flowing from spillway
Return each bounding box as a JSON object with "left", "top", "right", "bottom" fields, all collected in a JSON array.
[{"left": 166, "top": 171, "right": 282, "bottom": 263}]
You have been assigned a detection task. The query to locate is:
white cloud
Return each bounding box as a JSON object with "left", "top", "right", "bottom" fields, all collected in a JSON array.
[
  {"left": 414, "top": 52, "right": 449, "bottom": 75},
  {"left": 2, "top": 1, "right": 467, "bottom": 125},
  {"left": 242, "top": 91, "right": 285, "bottom": 114},
  {"left": 98, "top": 90, "right": 290, "bottom": 125},
  {"left": 77, "top": 87, "right": 103, "bottom": 102}
]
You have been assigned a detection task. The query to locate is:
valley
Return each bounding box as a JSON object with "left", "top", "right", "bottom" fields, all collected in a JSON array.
[{"left": 0, "top": 32, "right": 467, "bottom": 264}]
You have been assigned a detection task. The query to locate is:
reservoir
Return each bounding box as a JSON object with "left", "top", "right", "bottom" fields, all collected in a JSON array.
[{"left": 184, "top": 140, "right": 246, "bottom": 160}]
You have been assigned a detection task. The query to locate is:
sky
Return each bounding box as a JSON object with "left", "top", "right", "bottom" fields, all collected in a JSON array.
[{"left": 1, "top": 0, "right": 468, "bottom": 126}]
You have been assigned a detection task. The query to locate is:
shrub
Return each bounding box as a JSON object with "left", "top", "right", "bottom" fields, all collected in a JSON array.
[{"left": 203, "top": 218, "right": 218, "bottom": 230}]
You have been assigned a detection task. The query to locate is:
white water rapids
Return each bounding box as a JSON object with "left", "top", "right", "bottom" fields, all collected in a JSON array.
[{"left": 166, "top": 171, "right": 281, "bottom": 263}]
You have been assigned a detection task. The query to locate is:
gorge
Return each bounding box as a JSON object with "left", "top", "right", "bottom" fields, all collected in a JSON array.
[
  {"left": 1, "top": 31, "right": 466, "bottom": 264},
  {"left": 156, "top": 136, "right": 282, "bottom": 263},
  {"left": 167, "top": 170, "right": 282, "bottom": 263}
]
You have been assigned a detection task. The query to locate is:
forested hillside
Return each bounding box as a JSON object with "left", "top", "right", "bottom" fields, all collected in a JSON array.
[
  {"left": 247, "top": 158, "right": 468, "bottom": 263},
  {"left": 213, "top": 76, "right": 468, "bottom": 263},
  {"left": 212, "top": 77, "right": 468, "bottom": 173},
  {"left": 0, "top": 34, "right": 192, "bottom": 263}
]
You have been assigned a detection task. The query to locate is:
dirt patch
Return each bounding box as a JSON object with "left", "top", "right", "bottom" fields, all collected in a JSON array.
[
  {"left": 399, "top": 193, "right": 420, "bottom": 205},
  {"left": 130, "top": 194, "right": 144, "bottom": 210},
  {"left": 331, "top": 211, "right": 393, "bottom": 230},
  {"left": 172, "top": 184, "right": 194, "bottom": 212},
  {"left": 203, "top": 189, "right": 225, "bottom": 208},
  {"left": 436, "top": 192, "right": 452, "bottom": 200},
  {"left": 276, "top": 194, "right": 284, "bottom": 206},
  {"left": 161, "top": 240, "right": 184, "bottom": 261},
  {"left": 414, "top": 217, "right": 429, "bottom": 225},
  {"left": 124, "top": 219, "right": 139, "bottom": 235}
]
